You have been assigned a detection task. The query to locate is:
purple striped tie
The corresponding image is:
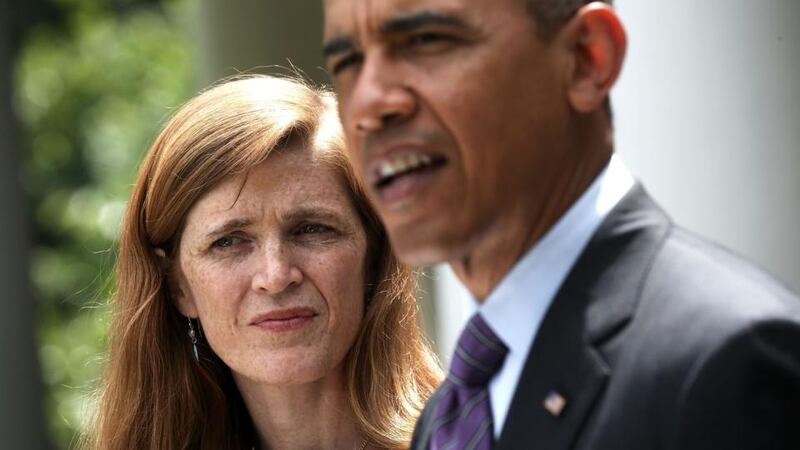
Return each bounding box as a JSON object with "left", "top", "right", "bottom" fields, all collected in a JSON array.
[{"left": 430, "top": 313, "right": 508, "bottom": 450}]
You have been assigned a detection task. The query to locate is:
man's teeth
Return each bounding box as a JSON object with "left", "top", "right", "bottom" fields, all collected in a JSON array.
[{"left": 379, "top": 154, "right": 434, "bottom": 179}]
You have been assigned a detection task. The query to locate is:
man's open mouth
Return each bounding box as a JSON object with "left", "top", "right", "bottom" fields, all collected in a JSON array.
[{"left": 373, "top": 152, "right": 447, "bottom": 189}]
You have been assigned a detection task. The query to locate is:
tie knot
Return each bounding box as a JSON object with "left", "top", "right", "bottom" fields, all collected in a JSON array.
[{"left": 448, "top": 313, "right": 508, "bottom": 387}]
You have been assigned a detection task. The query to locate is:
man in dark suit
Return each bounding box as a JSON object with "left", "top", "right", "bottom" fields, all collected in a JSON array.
[{"left": 322, "top": 0, "right": 800, "bottom": 448}]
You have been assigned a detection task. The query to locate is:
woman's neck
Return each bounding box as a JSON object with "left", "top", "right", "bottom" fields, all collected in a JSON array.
[{"left": 234, "top": 369, "right": 366, "bottom": 450}]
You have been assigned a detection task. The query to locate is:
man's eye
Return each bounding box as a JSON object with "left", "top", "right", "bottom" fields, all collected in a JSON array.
[
  {"left": 331, "top": 53, "right": 363, "bottom": 75},
  {"left": 408, "top": 33, "right": 442, "bottom": 45},
  {"left": 408, "top": 32, "right": 448, "bottom": 46}
]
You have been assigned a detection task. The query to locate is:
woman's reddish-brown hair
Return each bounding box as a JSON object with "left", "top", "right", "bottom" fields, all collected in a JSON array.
[{"left": 83, "top": 75, "right": 441, "bottom": 450}]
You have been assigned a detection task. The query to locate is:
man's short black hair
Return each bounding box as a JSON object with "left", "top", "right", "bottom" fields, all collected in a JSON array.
[{"left": 525, "top": 0, "right": 614, "bottom": 39}]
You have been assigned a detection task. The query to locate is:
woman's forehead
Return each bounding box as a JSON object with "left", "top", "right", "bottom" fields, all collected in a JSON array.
[{"left": 182, "top": 151, "right": 355, "bottom": 231}]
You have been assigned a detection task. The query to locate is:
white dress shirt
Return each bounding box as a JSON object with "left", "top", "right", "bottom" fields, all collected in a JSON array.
[{"left": 471, "top": 155, "right": 635, "bottom": 437}]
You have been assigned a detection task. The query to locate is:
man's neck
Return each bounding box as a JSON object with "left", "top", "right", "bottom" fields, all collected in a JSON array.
[{"left": 451, "top": 149, "right": 611, "bottom": 301}]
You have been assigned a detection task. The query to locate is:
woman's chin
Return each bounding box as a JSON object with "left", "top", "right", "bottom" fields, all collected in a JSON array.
[{"left": 231, "top": 352, "right": 341, "bottom": 387}]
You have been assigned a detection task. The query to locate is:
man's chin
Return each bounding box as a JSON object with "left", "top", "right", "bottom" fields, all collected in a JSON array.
[{"left": 388, "top": 230, "right": 457, "bottom": 268}]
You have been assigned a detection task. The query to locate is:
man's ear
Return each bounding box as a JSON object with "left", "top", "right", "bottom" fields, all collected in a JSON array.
[
  {"left": 561, "top": 3, "right": 627, "bottom": 113},
  {"left": 156, "top": 248, "right": 198, "bottom": 318}
]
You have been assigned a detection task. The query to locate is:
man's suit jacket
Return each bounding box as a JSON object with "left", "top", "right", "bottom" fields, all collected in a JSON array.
[{"left": 412, "top": 184, "right": 800, "bottom": 450}]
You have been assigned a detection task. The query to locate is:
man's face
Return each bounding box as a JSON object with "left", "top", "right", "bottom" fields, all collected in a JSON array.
[{"left": 324, "top": 0, "right": 572, "bottom": 266}]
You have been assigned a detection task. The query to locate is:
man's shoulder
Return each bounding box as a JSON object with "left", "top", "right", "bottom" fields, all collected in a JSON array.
[
  {"left": 619, "top": 222, "right": 800, "bottom": 383},
  {"left": 581, "top": 222, "right": 800, "bottom": 449},
  {"left": 580, "top": 183, "right": 799, "bottom": 350},
  {"left": 644, "top": 225, "right": 800, "bottom": 327},
  {"left": 640, "top": 229, "right": 800, "bottom": 448}
]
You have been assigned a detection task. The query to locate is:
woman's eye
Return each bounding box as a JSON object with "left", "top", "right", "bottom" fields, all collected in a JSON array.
[
  {"left": 211, "top": 236, "right": 241, "bottom": 249},
  {"left": 299, "top": 224, "right": 333, "bottom": 235}
]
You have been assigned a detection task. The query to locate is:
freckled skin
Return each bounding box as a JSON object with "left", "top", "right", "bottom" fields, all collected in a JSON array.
[{"left": 175, "top": 147, "right": 367, "bottom": 387}]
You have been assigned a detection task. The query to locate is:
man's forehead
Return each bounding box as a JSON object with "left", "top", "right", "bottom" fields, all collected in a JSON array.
[{"left": 323, "top": 0, "right": 474, "bottom": 37}]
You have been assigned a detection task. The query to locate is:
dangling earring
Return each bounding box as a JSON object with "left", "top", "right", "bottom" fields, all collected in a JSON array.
[{"left": 187, "top": 317, "right": 200, "bottom": 362}]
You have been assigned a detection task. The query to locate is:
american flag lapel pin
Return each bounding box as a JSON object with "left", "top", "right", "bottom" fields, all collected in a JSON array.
[{"left": 543, "top": 390, "right": 567, "bottom": 417}]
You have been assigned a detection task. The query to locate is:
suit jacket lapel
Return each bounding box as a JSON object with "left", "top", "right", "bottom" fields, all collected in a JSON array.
[{"left": 496, "top": 184, "right": 671, "bottom": 450}]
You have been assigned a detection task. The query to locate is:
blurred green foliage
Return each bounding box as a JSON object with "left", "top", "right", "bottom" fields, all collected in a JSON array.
[{"left": 14, "top": 0, "right": 195, "bottom": 447}]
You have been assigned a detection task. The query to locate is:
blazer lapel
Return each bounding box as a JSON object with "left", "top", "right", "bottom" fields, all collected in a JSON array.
[{"left": 496, "top": 184, "right": 671, "bottom": 450}]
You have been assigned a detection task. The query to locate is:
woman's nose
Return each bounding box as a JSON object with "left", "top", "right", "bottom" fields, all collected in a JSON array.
[{"left": 250, "top": 246, "right": 303, "bottom": 295}]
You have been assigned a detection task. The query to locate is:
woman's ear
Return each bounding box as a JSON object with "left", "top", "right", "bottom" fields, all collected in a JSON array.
[
  {"left": 561, "top": 3, "right": 627, "bottom": 113},
  {"left": 155, "top": 247, "right": 198, "bottom": 318},
  {"left": 172, "top": 281, "right": 198, "bottom": 319}
]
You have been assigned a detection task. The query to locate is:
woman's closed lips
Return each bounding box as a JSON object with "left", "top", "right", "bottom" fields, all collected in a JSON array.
[{"left": 249, "top": 307, "right": 318, "bottom": 332}]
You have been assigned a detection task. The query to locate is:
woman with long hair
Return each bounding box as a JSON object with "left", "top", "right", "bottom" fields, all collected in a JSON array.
[{"left": 84, "top": 75, "right": 441, "bottom": 450}]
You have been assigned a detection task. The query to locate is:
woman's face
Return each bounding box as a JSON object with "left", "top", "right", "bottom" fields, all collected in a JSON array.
[{"left": 174, "top": 146, "right": 368, "bottom": 386}]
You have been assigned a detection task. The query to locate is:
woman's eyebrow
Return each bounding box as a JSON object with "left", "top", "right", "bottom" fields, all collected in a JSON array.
[
  {"left": 282, "top": 206, "right": 346, "bottom": 224},
  {"left": 204, "top": 218, "right": 254, "bottom": 239}
]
